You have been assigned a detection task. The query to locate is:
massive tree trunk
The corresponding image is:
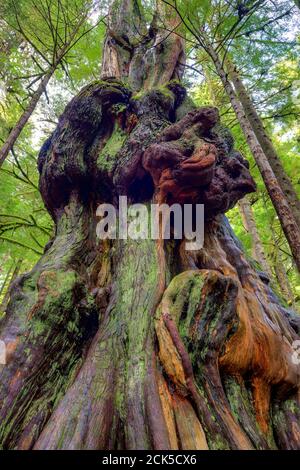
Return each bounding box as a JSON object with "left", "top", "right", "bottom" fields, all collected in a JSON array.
[
  {"left": 227, "top": 61, "right": 300, "bottom": 229},
  {"left": 0, "top": 0, "right": 299, "bottom": 450}
]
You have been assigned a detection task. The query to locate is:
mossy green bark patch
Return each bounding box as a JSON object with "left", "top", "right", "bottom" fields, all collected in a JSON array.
[
  {"left": 157, "top": 269, "right": 243, "bottom": 450},
  {"left": 0, "top": 200, "right": 99, "bottom": 449},
  {"left": 97, "top": 126, "right": 127, "bottom": 172},
  {"left": 272, "top": 395, "right": 300, "bottom": 449},
  {"left": 132, "top": 84, "right": 174, "bottom": 104},
  {"left": 223, "top": 375, "right": 276, "bottom": 449},
  {"left": 106, "top": 232, "right": 162, "bottom": 448}
]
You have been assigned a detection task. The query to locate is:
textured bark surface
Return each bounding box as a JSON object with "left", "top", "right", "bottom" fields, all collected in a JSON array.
[
  {"left": 272, "top": 248, "right": 295, "bottom": 307},
  {"left": 0, "top": 0, "right": 299, "bottom": 451},
  {"left": 238, "top": 196, "right": 272, "bottom": 278},
  {"left": 228, "top": 62, "right": 300, "bottom": 229}
]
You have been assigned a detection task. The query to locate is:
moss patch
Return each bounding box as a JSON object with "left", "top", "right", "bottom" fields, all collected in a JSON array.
[{"left": 97, "top": 126, "right": 127, "bottom": 172}]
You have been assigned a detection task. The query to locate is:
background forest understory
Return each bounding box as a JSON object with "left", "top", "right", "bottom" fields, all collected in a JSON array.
[{"left": 0, "top": 0, "right": 300, "bottom": 310}]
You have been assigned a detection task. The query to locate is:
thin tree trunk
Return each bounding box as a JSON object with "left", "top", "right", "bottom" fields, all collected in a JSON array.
[
  {"left": 0, "top": 70, "right": 54, "bottom": 168},
  {"left": 0, "top": 263, "right": 14, "bottom": 299},
  {"left": 0, "top": 0, "right": 299, "bottom": 450},
  {"left": 272, "top": 248, "right": 295, "bottom": 307},
  {"left": 202, "top": 39, "right": 300, "bottom": 272},
  {"left": 0, "top": 259, "right": 22, "bottom": 315},
  {"left": 0, "top": 10, "right": 88, "bottom": 168},
  {"left": 238, "top": 196, "right": 272, "bottom": 278},
  {"left": 227, "top": 60, "right": 300, "bottom": 229}
]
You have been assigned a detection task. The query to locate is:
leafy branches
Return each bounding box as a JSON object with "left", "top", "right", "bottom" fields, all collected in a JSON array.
[{"left": 0, "top": 0, "right": 106, "bottom": 167}]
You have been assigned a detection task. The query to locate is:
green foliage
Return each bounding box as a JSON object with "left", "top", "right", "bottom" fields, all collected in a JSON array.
[{"left": 0, "top": 0, "right": 106, "bottom": 297}]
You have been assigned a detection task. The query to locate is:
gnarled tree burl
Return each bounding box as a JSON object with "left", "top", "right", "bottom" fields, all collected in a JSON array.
[{"left": 0, "top": 0, "right": 299, "bottom": 450}]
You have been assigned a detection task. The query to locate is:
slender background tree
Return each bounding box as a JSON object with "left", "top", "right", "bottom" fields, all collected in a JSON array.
[{"left": 0, "top": 0, "right": 103, "bottom": 167}]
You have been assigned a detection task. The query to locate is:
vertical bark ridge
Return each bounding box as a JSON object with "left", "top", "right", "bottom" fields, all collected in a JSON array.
[
  {"left": 238, "top": 196, "right": 272, "bottom": 278},
  {"left": 101, "top": 0, "right": 185, "bottom": 91},
  {"left": 0, "top": 196, "right": 100, "bottom": 449},
  {"left": 34, "top": 234, "right": 169, "bottom": 450}
]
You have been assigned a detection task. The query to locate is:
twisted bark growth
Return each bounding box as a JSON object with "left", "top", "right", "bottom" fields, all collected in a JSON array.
[
  {"left": 0, "top": 78, "right": 299, "bottom": 450},
  {"left": 101, "top": 0, "right": 185, "bottom": 91}
]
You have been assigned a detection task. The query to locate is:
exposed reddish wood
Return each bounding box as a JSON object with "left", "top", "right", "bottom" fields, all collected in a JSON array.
[
  {"left": 252, "top": 377, "right": 271, "bottom": 435},
  {"left": 172, "top": 393, "right": 208, "bottom": 450},
  {"left": 156, "top": 372, "right": 179, "bottom": 449},
  {"left": 143, "top": 107, "right": 255, "bottom": 209}
]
